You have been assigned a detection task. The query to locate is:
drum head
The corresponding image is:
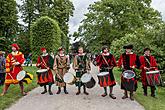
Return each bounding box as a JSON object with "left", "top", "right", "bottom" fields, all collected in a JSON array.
[
  {"left": 17, "top": 70, "right": 26, "bottom": 81},
  {"left": 36, "top": 69, "right": 48, "bottom": 73},
  {"left": 97, "top": 72, "right": 109, "bottom": 76},
  {"left": 63, "top": 73, "right": 74, "bottom": 83},
  {"left": 81, "top": 73, "right": 92, "bottom": 83},
  {"left": 146, "top": 70, "right": 159, "bottom": 74},
  {"left": 122, "top": 70, "right": 135, "bottom": 79}
]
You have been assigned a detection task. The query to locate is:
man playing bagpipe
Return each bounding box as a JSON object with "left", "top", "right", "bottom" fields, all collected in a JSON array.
[
  {"left": 1, "top": 43, "right": 27, "bottom": 96},
  {"left": 53, "top": 47, "right": 70, "bottom": 94},
  {"left": 36, "top": 48, "right": 54, "bottom": 95},
  {"left": 73, "top": 47, "right": 91, "bottom": 95},
  {"left": 95, "top": 46, "right": 116, "bottom": 99},
  {"left": 118, "top": 44, "right": 139, "bottom": 101},
  {"left": 139, "top": 48, "right": 161, "bottom": 97}
]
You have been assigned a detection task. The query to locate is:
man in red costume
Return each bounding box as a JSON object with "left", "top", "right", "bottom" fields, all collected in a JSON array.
[
  {"left": 139, "top": 48, "right": 160, "bottom": 97},
  {"left": 1, "top": 43, "right": 26, "bottom": 96},
  {"left": 118, "top": 44, "right": 138, "bottom": 101},
  {"left": 96, "top": 46, "right": 116, "bottom": 99},
  {"left": 36, "top": 48, "right": 54, "bottom": 95}
]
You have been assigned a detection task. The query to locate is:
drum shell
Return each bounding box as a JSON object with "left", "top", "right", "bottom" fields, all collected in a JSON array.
[
  {"left": 17, "top": 71, "right": 33, "bottom": 84},
  {"left": 146, "top": 71, "right": 161, "bottom": 86},
  {"left": 63, "top": 73, "right": 76, "bottom": 85},
  {"left": 84, "top": 77, "right": 96, "bottom": 88}
]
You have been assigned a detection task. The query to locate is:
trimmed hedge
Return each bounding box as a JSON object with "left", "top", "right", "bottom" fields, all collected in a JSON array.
[{"left": 30, "top": 16, "right": 61, "bottom": 60}]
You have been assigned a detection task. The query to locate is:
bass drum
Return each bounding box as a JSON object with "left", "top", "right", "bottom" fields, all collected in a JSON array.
[{"left": 81, "top": 73, "right": 96, "bottom": 88}]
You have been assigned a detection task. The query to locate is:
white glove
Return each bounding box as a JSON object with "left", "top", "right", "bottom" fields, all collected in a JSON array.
[{"left": 15, "top": 62, "right": 20, "bottom": 65}]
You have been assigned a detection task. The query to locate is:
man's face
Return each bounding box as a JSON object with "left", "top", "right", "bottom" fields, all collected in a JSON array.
[
  {"left": 145, "top": 50, "right": 150, "bottom": 56},
  {"left": 78, "top": 48, "right": 83, "bottom": 54},
  {"left": 59, "top": 50, "right": 64, "bottom": 54},
  {"left": 103, "top": 48, "right": 108, "bottom": 53},
  {"left": 12, "top": 47, "right": 17, "bottom": 51},
  {"left": 42, "top": 50, "right": 47, "bottom": 54}
]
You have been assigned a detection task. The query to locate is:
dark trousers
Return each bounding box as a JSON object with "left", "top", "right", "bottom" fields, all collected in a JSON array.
[{"left": 0, "top": 73, "right": 6, "bottom": 85}]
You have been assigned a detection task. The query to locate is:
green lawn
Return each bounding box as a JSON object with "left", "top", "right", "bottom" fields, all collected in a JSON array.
[
  {"left": 113, "top": 68, "right": 165, "bottom": 110},
  {"left": 0, "top": 66, "right": 38, "bottom": 110}
]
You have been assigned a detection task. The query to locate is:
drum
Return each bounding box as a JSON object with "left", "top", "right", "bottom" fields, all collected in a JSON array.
[
  {"left": 36, "top": 69, "right": 48, "bottom": 83},
  {"left": 81, "top": 73, "right": 96, "bottom": 88},
  {"left": 121, "top": 70, "right": 136, "bottom": 91},
  {"left": 63, "top": 72, "right": 76, "bottom": 85},
  {"left": 17, "top": 70, "right": 33, "bottom": 84},
  {"left": 97, "top": 72, "right": 114, "bottom": 87},
  {"left": 122, "top": 70, "right": 135, "bottom": 79},
  {"left": 146, "top": 70, "right": 161, "bottom": 86}
]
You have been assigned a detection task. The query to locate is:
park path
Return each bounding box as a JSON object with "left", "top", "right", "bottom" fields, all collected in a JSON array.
[{"left": 6, "top": 64, "right": 144, "bottom": 110}]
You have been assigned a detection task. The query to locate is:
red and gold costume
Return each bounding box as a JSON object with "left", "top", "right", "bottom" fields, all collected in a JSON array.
[
  {"left": 5, "top": 51, "right": 25, "bottom": 84},
  {"left": 36, "top": 53, "right": 54, "bottom": 86},
  {"left": 118, "top": 53, "right": 138, "bottom": 91}
]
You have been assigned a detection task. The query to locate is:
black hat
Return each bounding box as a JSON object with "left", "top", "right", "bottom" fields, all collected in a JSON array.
[
  {"left": 144, "top": 48, "right": 151, "bottom": 52},
  {"left": 123, "top": 44, "right": 133, "bottom": 49}
]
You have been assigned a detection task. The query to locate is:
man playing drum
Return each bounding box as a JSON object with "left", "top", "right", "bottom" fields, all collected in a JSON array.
[
  {"left": 73, "top": 47, "right": 91, "bottom": 95},
  {"left": 36, "top": 48, "right": 54, "bottom": 95},
  {"left": 118, "top": 44, "right": 139, "bottom": 101},
  {"left": 53, "top": 47, "right": 70, "bottom": 94},
  {"left": 1, "top": 44, "right": 27, "bottom": 96},
  {"left": 139, "top": 48, "right": 160, "bottom": 97},
  {"left": 96, "top": 46, "right": 116, "bottom": 99}
]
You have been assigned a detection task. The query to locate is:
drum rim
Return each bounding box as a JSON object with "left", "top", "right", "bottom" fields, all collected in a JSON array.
[
  {"left": 36, "top": 69, "right": 48, "bottom": 72},
  {"left": 97, "top": 72, "right": 109, "bottom": 76},
  {"left": 146, "top": 70, "right": 160, "bottom": 74},
  {"left": 17, "top": 70, "right": 26, "bottom": 81},
  {"left": 122, "top": 70, "right": 135, "bottom": 79}
]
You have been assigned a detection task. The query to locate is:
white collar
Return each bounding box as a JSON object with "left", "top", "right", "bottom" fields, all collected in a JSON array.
[
  {"left": 12, "top": 51, "right": 18, "bottom": 55},
  {"left": 126, "top": 52, "right": 133, "bottom": 54},
  {"left": 102, "top": 52, "right": 110, "bottom": 56},
  {"left": 42, "top": 53, "right": 48, "bottom": 56}
]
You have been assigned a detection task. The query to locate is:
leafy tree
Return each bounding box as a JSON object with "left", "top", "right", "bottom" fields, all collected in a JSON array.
[
  {"left": 30, "top": 16, "right": 61, "bottom": 60},
  {"left": 0, "top": 0, "right": 18, "bottom": 50},
  {"left": 75, "top": 0, "right": 162, "bottom": 51}
]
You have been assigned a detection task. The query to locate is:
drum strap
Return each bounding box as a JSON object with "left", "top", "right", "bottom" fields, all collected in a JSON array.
[
  {"left": 144, "top": 56, "right": 151, "bottom": 67},
  {"left": 102, "top": 55, "right": 112, "bottom": 69}
]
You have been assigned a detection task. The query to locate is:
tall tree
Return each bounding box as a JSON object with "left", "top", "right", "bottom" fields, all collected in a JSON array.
[{"left": 0, "top": 0, "right": 18, "bottom": 51}]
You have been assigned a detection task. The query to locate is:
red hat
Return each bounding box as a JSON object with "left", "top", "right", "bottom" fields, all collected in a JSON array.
[
  {"left": 11, "top": 43, "right": 20, "bottom": 50},
  {"left": 40, "top": 47, "right": 46, "bottom": 52}
]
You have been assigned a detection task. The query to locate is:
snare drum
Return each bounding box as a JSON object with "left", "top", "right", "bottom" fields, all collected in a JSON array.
[
  {"left": 63, "top": 72, "right": 76, "bottom": 85},
  {"left": 81, "top": 73, "right": 96, "bottom": 88},
  {"left": 146, "top": 70, "right": 161, "bottom": 86},
  {"left": 17, "top": 70, "right": 33, "bottom": 84},
  {"left": 97, "top": 72, "right": 116, "bottom": 87},
  {"left": 36, "top": 69, "right": 48, "bottom": 85},
  {"left": 121, "top": 70, "right": 136, "bottom": 91}
]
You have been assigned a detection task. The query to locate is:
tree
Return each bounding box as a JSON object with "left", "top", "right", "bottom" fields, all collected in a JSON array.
[
  {"left": 75, "top": 0, "right": 162, "bottom": 52},
  {"left": 30, "top": 16, "right": 61, "bottom": 60},
  {"left": 0, "top": 0, "right": 18, "bottom": 51}
]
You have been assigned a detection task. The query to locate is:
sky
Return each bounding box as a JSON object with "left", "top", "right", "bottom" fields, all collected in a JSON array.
[{"left": 16, "top": 0, "right": 165, "bottom": 41}]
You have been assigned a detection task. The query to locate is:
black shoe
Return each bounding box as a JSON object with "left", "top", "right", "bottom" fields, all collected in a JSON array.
[
  {"left": 109, "top": 94, "right": 116, "bottom": 99},
  {"left": 76, "top": 91, "right": 81, "bottom": 95},
  {"left": 84, "top": 91, "right": 89, "bottom": 95},
  {"left": 56, "top": 90, "right": 61, "bottom": 94},
  {"left": 122, "top": 95, "right": 128, "bottom": 99},
  {"left": 49, "top": 91, "right": 53, "bottom": 95},
  {"left": 101, "top": 93, "right": 107, "bottom": 97},
  {"left": 64, "top": 90, "right": 69, "bottom": 94},
  {"left": 41, "top": 91, "right": 47, "bottom": 94}
]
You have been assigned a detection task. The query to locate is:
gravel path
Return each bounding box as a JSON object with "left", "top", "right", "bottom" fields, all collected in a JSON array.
[{"left": 6, "top": 64, "right": 144, "bottom": 110}]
